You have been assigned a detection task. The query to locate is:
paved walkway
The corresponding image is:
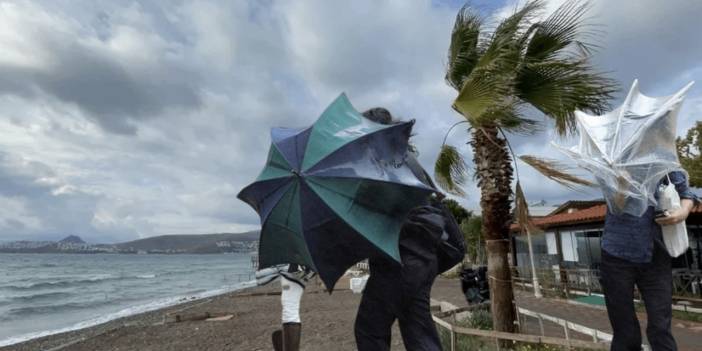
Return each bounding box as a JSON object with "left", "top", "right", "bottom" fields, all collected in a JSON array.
[
  {"left": 430, "top": 279, "right": 702, "bottom": 350},
  {"left": 515, "top": 290, "right": 702, "bottom": 351}
]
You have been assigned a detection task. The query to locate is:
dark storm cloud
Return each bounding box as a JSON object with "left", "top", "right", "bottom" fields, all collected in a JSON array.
[
  {"left": 0, "top": 1, "right": 201, "bottom": 134},
  {"left": 0, "top": 0, "right": 699, "bottom": 242}
]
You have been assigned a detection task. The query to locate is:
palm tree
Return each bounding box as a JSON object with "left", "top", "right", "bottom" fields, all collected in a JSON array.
[{"left": 435, "top": 0, "right": 616, "bottom": 333}]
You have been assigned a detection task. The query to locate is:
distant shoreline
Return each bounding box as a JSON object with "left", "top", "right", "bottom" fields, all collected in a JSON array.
[
  {"left": 0, "top": 232, "right": 260, "bottom": 255},
  {"left": 0, "top": 251, "right": 256, "bottom": 255}
]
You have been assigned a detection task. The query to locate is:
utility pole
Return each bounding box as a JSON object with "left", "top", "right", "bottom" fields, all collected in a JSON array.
[{"left": 525, "top": 227, "right": 542, "bottom": 298}]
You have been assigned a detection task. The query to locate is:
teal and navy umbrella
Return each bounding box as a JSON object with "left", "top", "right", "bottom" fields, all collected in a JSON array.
[{"left": 237, "top": 94, "right": 434, "bottom": 290}]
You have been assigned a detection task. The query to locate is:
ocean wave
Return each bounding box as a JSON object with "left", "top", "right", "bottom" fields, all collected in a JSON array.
[
  {"left": 1, "top": 275, "right": 116, "bottom": 291},
  {"left": 1, "top": 273, "right": 161, "bottom": 291},
  {"left": 9, "top": 291, "right": 72, "bottom": 303},
  {"left": 3, "top": 300, "right": 112, "bottom": 319},
  {"left": 0, "top": 279, "right": 257, "bottom": 347}
]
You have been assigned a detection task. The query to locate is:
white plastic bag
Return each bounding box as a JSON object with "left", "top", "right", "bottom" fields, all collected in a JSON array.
[
  {"left": 658, "top": 180, "right": 689, "bottom": 257},
  {"left": 350, "top": 275, "right": 369, "bottom": 294}
]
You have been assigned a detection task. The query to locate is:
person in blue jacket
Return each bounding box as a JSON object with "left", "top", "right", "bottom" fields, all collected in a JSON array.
[{"left": 600, "top": 171, "right": 698, "bottom": 351}]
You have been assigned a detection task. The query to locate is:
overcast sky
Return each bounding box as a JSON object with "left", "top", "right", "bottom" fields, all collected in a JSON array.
[{"left": 0, "top": 0, "right": 700, "bottom": 243}]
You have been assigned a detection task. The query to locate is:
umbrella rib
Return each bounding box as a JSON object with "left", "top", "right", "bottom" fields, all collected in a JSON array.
[{"left": 284, "top": 181, "right": 299, "bottom": 227}]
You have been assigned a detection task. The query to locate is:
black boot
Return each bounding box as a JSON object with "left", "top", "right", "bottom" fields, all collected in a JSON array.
[
  {"left": 272, "top": 329, "right": 283, "bottom": 351},
  {"left": 282, "top": 322, "right": 301, "bottom": 351}
]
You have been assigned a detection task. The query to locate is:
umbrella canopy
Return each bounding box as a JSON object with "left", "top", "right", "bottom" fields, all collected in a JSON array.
[
  {"left": 555, "top": 80, "right": 694, "bottom": 216},
  {"left": 238, "top": 93, "right": 435, "bottom": 290}
]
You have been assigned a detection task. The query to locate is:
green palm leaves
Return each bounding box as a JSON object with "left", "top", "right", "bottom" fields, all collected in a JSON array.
[
  {"left": 436, "top": 0, "right": 616, "bottom": 195},
  {"left": 447, "top": 0, "right": 616, "bottom": 134}
]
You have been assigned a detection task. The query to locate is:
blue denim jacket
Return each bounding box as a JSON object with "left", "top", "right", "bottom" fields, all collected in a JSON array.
[{"left": 602, "top": 171, "right": 699, "bottom": 263}]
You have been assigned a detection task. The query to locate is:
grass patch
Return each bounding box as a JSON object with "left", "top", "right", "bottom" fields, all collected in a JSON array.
[
  {"left": 634, "top": 303, "right": 702, "bottom": 323},
  {"left": 672, "top": 309, "right": 702, "bottom": 323}
]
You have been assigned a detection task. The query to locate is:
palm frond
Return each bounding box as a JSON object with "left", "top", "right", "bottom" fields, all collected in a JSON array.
[
  {"left": 514, "top": 181, "right": 541, "bottom": 233},
  {"left": 490, "top": 0, "right": 544, "bottom": 43},
  {"left": 453, "top": 1, "right": 544, "bottom": 127},
  {"left": 513, "top": 0, "right": 618, "bottom": 136},
  {"left": 519, "top": 155, "right": 594, "bottom": 189},
  {"left": 516, "top": 59, "right": 617, "bottom": 135},
  {"left": 434, "top": 144, "right": 468, "bottom": 196},
  {"left": 446, "top": 6, "right": 483, "bottom": 91},
  {"left": 524, "top": 0, "right": 596, "bottom": 61}
]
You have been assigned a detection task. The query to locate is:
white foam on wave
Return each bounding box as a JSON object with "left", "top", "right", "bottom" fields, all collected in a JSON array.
[
  {"left": 136, "top": 274, "right": 156, "bottom": 279},
  {"left": 0, "top": 279, "right": 257, "bottom": 347}
]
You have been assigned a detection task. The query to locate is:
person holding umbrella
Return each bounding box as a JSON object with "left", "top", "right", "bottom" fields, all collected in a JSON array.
[
  {"left": 601, "top": 171, "right": 697, "bottom": 351},
  {"left": 555, "top": 81, "right": 700, "bottom": 350},
  {"left": 354, "top": 108, "right": 464, "bottom": 351},
  {"left": 238, "top": 94, "right": 441, "bottom": 350}
]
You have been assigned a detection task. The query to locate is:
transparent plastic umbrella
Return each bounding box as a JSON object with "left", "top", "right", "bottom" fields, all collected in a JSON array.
[{"left": 554, "top": 80, "right": 694, "bottom": 216}]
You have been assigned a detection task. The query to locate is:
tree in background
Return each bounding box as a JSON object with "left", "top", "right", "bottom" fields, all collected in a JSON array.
[
  {"left": 460, "top": 215, "right": 484, "bottom": 265},
  {"left": 434, "top": 0, "right": 616, "bottom": 332},
  {"left": 677, "top": 121, "right": 702, "bottom": 187},
  {"left": 441, "top": 198, "right": 472, "bottom": 225}
]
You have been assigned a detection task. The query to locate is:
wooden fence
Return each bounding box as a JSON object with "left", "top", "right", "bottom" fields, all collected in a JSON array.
[
  {"left": 432, "top": 313, "right": 610, "bottom": 351},
  {"left": 432, "top": 301, "right": 612, "bottom": 351}
]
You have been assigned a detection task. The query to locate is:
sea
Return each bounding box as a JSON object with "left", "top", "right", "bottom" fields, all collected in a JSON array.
[{"left": 0, "top": 253, "right": 257, "bottom": 347}]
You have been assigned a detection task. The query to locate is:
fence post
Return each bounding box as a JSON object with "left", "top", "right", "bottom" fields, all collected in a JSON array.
[
  {"left": 538, "top": 315, "right": 545, "bottom": 336},
  {"left": 562, "top": 268, "right": 570, "bottom": 299},
  {"left": 450, "top": 329, "right": 456, "bottom": 351},
  {"left": 563, "top": 321, "right": 571, "bottom": 350}
]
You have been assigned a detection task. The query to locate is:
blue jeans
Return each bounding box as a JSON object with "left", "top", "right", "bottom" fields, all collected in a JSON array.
[{"left": 600, "top": 244, "right": 676, "bottom": 351}]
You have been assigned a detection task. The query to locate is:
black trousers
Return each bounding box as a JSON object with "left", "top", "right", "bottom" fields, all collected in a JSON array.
[
  {"left": 600, "top": 245, "right": 676, "bottom": 351},
  {"left": 354, "top": 256, "right": 441, "bottom": 351}
]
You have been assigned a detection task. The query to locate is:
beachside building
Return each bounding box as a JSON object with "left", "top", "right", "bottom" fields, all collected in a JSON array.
[{"left": 510, "top": 200, "right": 702, "bottom": 296}]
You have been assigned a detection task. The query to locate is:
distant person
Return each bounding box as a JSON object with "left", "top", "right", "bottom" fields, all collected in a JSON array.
[
  {"left": 600, "top": 171, "right": 698, "bottom": 351},
  {"left": 353, "top": 108, "right": 464, "bottom": 351},
  {"left": 256, "top": 264, "right": 314, "bottom": 351}
]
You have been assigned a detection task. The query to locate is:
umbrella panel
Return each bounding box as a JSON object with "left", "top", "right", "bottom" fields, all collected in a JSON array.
[
  {"left": 306, "top": 121, "right": 432, "bottom": 190},
  {"left": 306, "top": 176, "right": 431, "bottom": 263},
  {"left": 271, "top": 127, "right": 312, "bottom": 172},
  {"left": 301, "top": 94, "right": 391, "bottom": 171},
  {"left": 258, "top": 180, "right": 316, "bottom": 271},
  {"left": 298, "top": 181, "right": 385, "bottom": 290}
]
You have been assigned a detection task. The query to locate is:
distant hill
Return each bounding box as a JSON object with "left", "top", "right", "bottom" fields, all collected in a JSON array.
[
  {"left": 0, "top": 231, "right": 260, "bottom": 254},
  {"left": 59, "top": 235, "right": 86, "bottom": 244},
  {"left": 114, "top": 231, "right": 260, "bottom": 253}
]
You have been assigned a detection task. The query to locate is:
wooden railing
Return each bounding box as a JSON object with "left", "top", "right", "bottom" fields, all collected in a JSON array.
[
  {"left": 432, "top": 311, "right": 610, "bottom": 350},
  {"left": 511, "top": 266, "right": 702, "bottom": 299}
]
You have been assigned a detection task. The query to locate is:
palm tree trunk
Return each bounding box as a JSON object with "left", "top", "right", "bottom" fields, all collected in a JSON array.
[{"left": 470, "top": 125, "right": 516, "bottom": 333}]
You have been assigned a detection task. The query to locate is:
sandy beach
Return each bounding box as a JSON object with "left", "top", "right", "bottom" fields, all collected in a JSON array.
[
  {"left": 5, "top": 274, "right": 702, "bottom": 351},
  {"left": 0, "top": 277, "right": 468, "bottom": 351}
]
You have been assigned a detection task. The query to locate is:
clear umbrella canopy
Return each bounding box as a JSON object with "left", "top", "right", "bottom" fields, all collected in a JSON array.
[{"left": 554, "top": 80, "right": 694, "bottom": 216}]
